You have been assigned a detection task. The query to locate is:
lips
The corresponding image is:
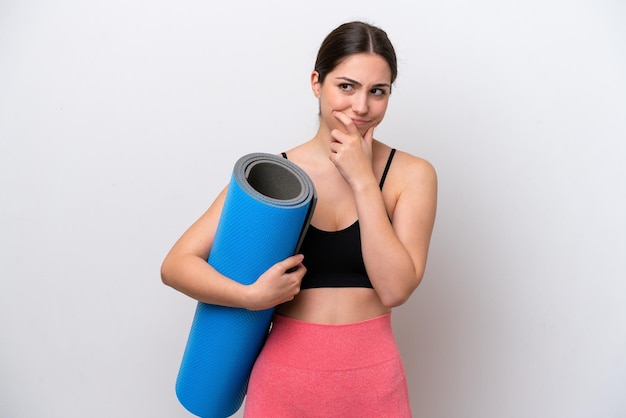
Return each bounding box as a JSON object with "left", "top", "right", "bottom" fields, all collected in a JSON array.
[{"left": 351, "top": 118, "right": 371, "bottom": 127}]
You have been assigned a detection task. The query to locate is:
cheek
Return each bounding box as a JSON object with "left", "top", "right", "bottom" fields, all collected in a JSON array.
[
  {"left": 320, "top": 92, "right": 349, "bottom": 111},
  {"left": 370, "top": 101, "right": 389, "bottom": 119},
  {"left": 318, "top": 100, "right": 344, "bottom": 124}
]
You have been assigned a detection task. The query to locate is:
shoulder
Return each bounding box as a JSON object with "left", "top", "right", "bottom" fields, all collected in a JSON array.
[
  {"left": 394, "top": 149, "right": 437, "bottom": 185},
  {"left": 391, "top": 151, "right": 437, "bottom": 211},
  {"left": 374, "top": 141, "right": 437, "bottom": 189},
  {"left": 381, "top": 147, "right": 437, "bottom": 226}
]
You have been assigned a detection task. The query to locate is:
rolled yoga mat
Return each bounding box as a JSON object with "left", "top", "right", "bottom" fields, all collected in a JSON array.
[{"left": 175, "top": 152, "right": 317, "bottom": 418}]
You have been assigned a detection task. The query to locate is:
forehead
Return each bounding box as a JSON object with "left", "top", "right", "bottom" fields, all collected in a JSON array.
[{"left": 330, "top": 53, "right": 392, "bottom": 85}]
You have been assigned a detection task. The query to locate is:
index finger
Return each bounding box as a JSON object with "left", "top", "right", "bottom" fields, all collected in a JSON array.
[{"left": 332, "top": 111, "right": 360, "bottom": 136}]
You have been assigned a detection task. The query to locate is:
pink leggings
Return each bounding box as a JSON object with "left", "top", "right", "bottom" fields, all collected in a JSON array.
[{"left": 243, "top": 313, "right": 411, "bottom": 417}]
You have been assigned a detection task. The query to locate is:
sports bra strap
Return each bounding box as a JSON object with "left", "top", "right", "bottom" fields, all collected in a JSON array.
[{"left": 379, "top": 148, "right": 396, "bottom": 190}]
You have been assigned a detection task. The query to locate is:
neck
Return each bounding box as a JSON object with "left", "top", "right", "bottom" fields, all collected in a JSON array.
[{"left": 304, "top": 124, "right": 334, "bottom": 157}]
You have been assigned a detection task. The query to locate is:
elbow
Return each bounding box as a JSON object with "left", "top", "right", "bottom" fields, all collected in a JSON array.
[
  {"left": 160, "top": 266, "right": 170, "bottom": 287},
  {"left": 380, "top": 287, "right": 414, "bottom": 308},
  {"left": 381, "top": 294, "right": 408, "bottom": 309},
  {"left": 160, "top": 258, "right": 175, "bottom": 288},
  {"left": 379, "top": 274, "right": 423, "bottom": 309}
]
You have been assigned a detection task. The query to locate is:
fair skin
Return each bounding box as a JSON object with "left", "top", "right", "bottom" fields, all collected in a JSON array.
[{"left": 161, "top": 52, "right": 437, "bottom": 324}]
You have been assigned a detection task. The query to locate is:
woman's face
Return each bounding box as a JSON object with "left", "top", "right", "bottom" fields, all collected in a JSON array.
[{"left": 312, "top": 53, "right": 392, "bottom": 137}]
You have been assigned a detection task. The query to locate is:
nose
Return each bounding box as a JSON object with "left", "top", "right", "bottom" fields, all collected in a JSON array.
[{"left": 352, "top": 91, "right": 368, "bottom": 115}]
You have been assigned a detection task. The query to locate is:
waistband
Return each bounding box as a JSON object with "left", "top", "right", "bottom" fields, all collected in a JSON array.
[{"left": 260, "top": 313, "right": 400, "bottom": 371}]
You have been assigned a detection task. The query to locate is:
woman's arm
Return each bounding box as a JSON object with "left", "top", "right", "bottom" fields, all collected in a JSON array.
[
  {"left": 329, "top": 112, "right": 438, "bottom": 307},
  {"left": 355, "top": 152, "right": 437, "bottom": 307},
  {"left": 160, "top": 186, "right": 307, "bottom": 310}
]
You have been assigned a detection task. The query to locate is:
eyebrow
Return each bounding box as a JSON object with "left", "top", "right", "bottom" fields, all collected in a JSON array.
[{"left": 335, "top": 76, "right": 391, "bottom": 90}]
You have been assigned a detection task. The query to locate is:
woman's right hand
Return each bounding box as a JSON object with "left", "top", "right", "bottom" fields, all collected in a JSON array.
[{"left": 245, "top": 254, "right": 306, "bottom": 311}]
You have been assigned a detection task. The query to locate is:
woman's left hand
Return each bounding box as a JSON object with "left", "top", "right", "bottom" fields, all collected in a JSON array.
[{"left": 328, "top": 110, "right": 377, "bottom": 189}]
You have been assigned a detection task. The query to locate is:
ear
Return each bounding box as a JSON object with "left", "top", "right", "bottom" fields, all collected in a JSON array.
[{"left": 311, "top": 71, "right": 321, "bottom": 98}]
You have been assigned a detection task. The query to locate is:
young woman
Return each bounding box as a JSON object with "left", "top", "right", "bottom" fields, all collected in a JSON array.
[{"left": 161, "top": 21, "right": 437, "bottom": 417}]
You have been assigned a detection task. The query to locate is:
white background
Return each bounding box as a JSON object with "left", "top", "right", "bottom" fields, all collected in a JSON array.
[{"left": 1, "top": 1, "right": 625, "bottom": 417}]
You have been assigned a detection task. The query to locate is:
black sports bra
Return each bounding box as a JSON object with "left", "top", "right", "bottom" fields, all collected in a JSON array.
[{"left": 282, "top": 149, "right": 396, "bottom": 289}]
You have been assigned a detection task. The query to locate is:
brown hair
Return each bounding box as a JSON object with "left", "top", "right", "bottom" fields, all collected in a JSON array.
[{"left": 314, "top": 21, "right": 398, "bottom": 85}]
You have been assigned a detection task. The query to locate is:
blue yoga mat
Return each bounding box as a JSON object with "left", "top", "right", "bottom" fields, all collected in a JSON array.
[{"left": 175, "top": 152, "right": 316, "bottom": 418}]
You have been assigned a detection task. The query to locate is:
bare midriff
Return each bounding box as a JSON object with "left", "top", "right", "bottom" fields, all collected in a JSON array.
[{"left": 275, "top": 287, "right": 390, "bottom": 325}]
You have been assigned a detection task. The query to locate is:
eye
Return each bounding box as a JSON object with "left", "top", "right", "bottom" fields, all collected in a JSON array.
[
  {"left": 339, "top": 83, "right": 354, "bottom": 92},
  {"left": 370, "top": 88, "right": 388, "bottom": 96}
]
